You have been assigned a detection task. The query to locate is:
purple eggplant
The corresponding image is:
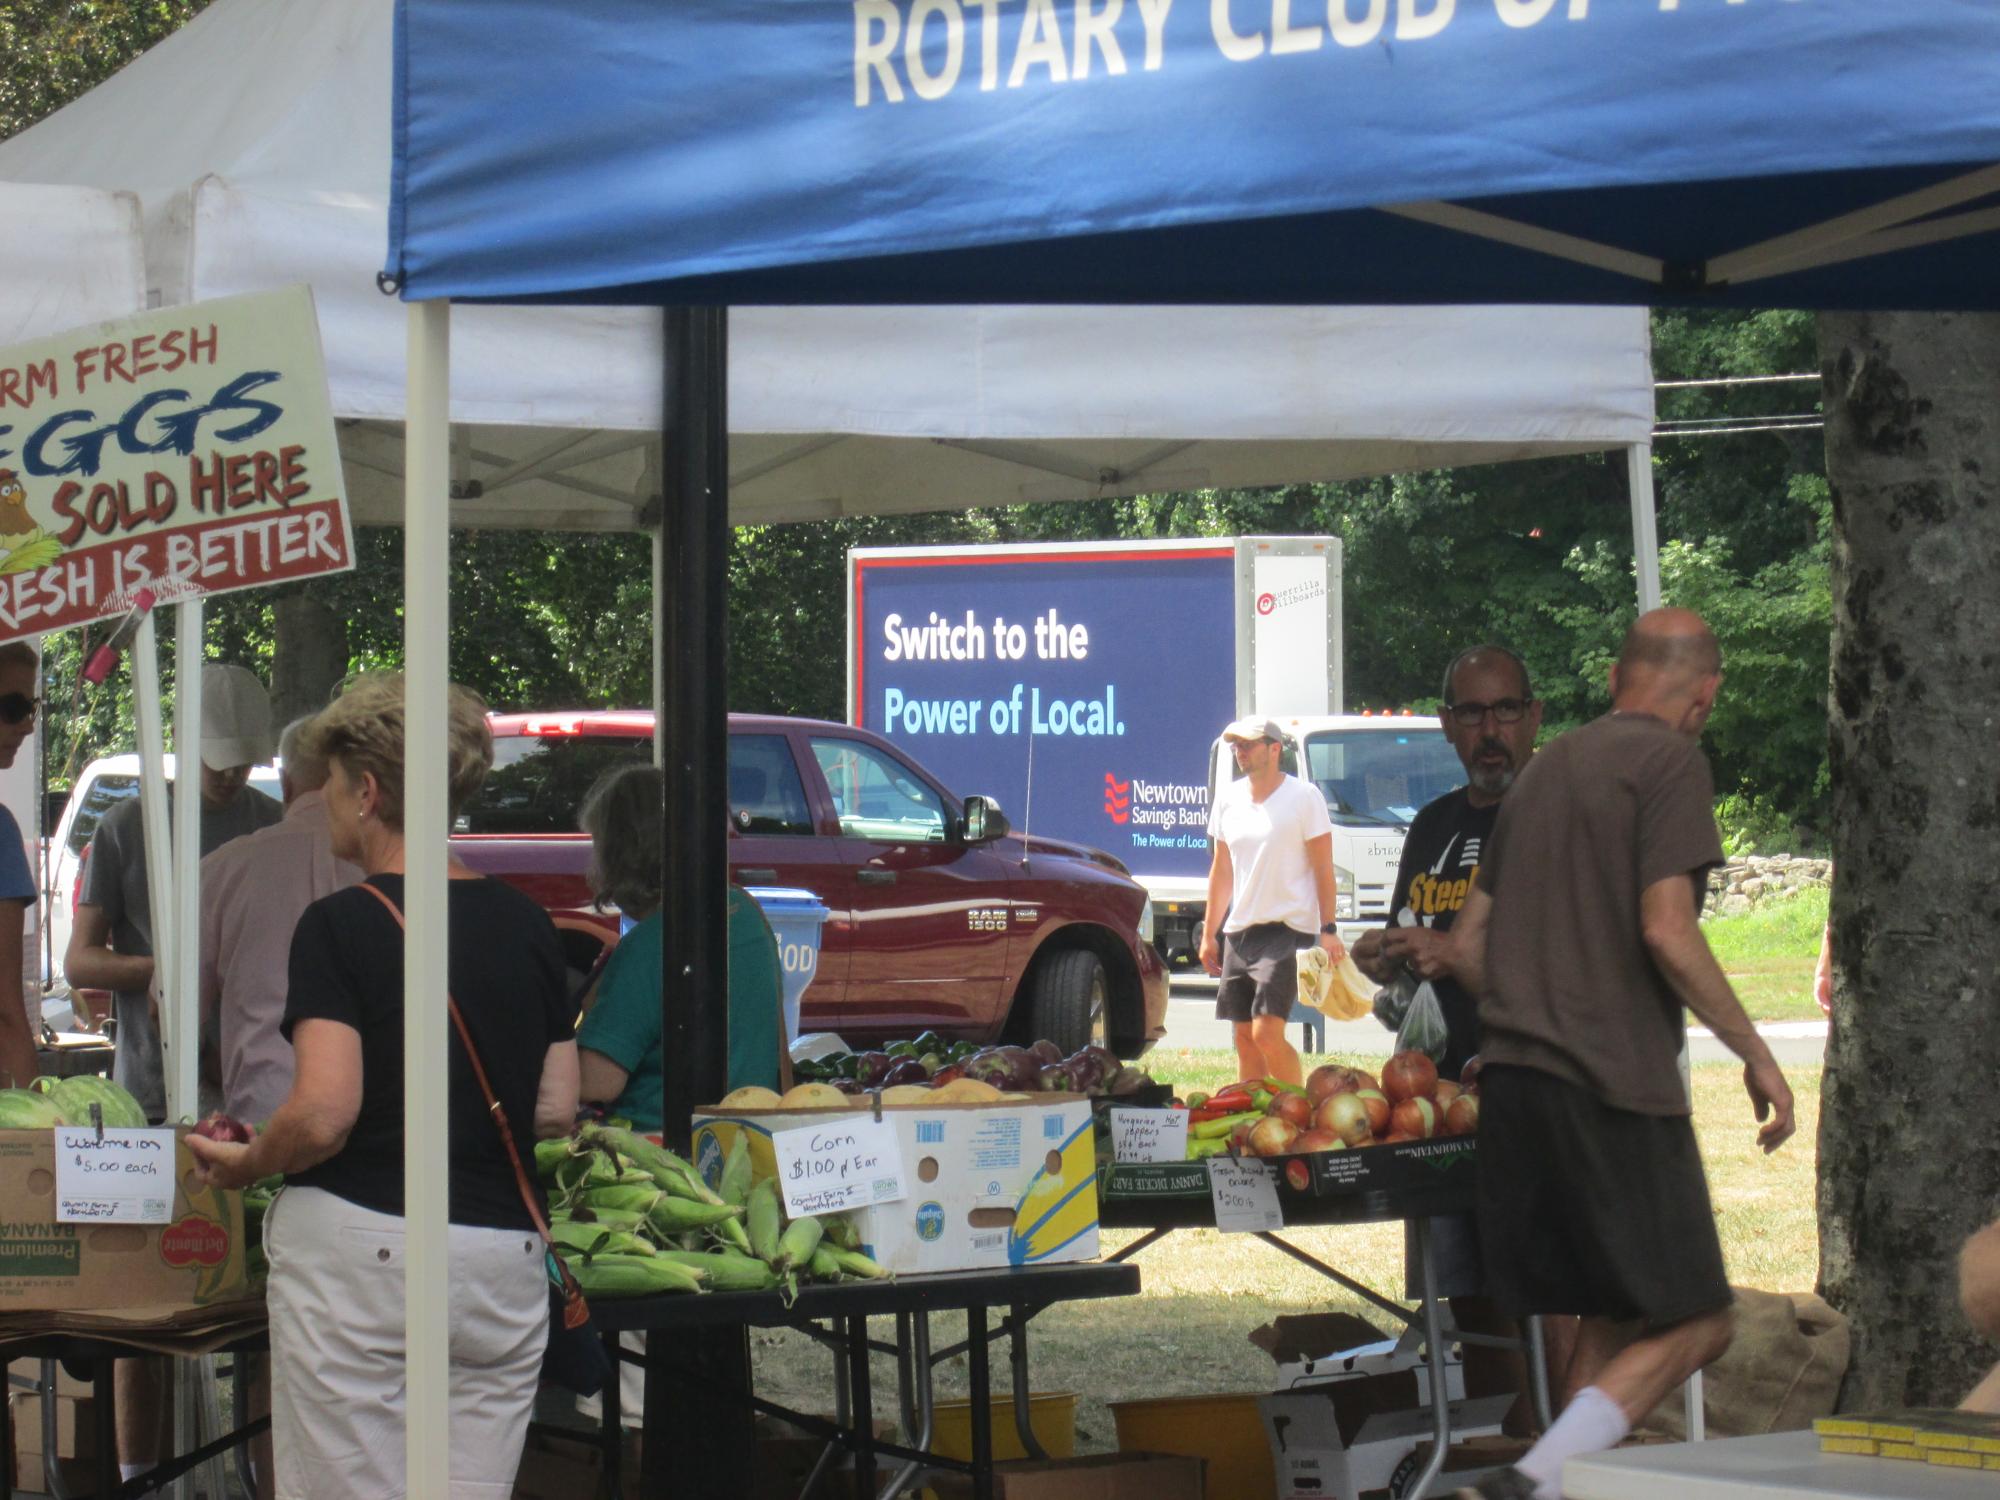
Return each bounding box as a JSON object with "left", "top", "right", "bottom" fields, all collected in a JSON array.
[
  {"left": 880, "top": 1058, "right": 930, "bottom": 1088},
  {"left": 1065, "top": 1046, "right": 1121, "bottom": 1092},
  {"left": 1037, "top": 1064, "right": 1072, "bottom": 1092},
  {"left": 963, "top": 1049, "right": 1017, "bottom": 1089},
  {"left": 1028, "top": 1039, "right": 1063, "bottom": 1068},
  {"left": 857, "top": 1051, "right": 894, "bottom": 1087}
]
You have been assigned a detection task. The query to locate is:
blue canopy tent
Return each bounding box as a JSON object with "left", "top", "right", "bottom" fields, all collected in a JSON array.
[
  {"left": 383, "top": 3, "right": 2000, "bottom": 1493},
  {"left": 388, "top": 0, "right": 2000, "bottom": 310}
]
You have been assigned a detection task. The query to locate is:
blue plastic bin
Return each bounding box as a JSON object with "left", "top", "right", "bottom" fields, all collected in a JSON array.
[{"left": 744, "top": 887, "right": 830, "bottom": 1041}]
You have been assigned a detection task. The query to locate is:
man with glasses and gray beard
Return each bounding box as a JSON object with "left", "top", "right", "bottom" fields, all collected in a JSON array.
[{"left": 1352, "top": 643, "right": 1555, "bottom": 1436}]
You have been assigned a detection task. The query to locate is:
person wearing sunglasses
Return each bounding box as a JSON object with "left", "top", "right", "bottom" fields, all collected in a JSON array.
[
  {"left": 0, "top": 642, "right": 42, "bottom": 1092},
  {"left": 1352, "top": 643, "right": 1557, "bottom": 1438}
]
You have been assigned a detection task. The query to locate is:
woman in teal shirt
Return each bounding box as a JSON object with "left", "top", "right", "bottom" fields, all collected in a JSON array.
[{"left": 575, "top": 765, "right": 784, "bottom": 1130}]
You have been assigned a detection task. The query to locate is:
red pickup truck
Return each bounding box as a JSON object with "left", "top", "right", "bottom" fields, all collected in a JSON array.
[{"left": 451, "top": 710, "right": 1169, "bottom": 1057}]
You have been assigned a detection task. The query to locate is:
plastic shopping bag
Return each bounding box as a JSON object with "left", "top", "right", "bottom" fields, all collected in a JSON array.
[
  {"left": 1394, "top": 980, "right": 1451, "bottom": 1063},
  {"left": 1298, "top": 945, "right": 1375, "bottom": 1022}
]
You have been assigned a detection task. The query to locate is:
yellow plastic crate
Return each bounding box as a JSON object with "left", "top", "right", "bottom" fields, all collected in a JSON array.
[
  {"left": 929, "top": 1393, "right": 1078, "bottom": 1463},
  {"left": 1109, "top": 1393, "right": 1273, "bottom": 1500}
]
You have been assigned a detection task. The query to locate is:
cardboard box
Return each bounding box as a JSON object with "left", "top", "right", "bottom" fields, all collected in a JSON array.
[
  {"left": 929, "top": 1451, "right": 1204, "bottom": 1500},
  {"left": 0, "top": 1127, "right": 250, "bottom": 1314},
  {"left": 9, "top": 1391, "right": 100, "bottom": 1458},
  {"left": 1273, "top": 1136, "right": 1478, "bottom": 1212},
  {"left": 1251, "top": 1313, "right": 1465, "bottom": 1400},
  {"left": 15, "top": 1449, "right": 96, "bottom": 1496},
  {"left": 692, "top": 1097, "right": 1098, "bottom": 1275},
  {"left": 1260, "top": 1380, "right": 1511, "bottom": 1500},
  {"left": 8, "top": 1355, "right": 90, "bottom": 1398}
]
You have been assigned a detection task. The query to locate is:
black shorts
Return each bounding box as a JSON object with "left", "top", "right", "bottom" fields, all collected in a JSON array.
[
  {"left": 1476, "top": 1064, "right": 1732, "bottom": 1328},
  {"left": 1215, "top": 922, "right": 1308, "bottom": 1023}
]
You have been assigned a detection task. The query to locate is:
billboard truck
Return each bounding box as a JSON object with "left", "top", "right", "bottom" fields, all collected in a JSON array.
[{"left": 847, "top": 537, "right": 1464, "bottom": 964}]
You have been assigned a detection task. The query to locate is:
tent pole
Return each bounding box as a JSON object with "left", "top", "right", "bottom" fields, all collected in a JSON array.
[
  {"left": 169, "top": 602, "right": 201, "bottom": 1123},
  {"left": 1628, "top": 443, "right": 1662, "bottom": 612},
  {"left": 651, "top": 303, "right": 753, "bottom": 1494},
  {"left": 404, "top": 298, "right": 452, "bottom": 1500},
  {"left": 652, "top": 523, "right": 665, "bottom": 769}
]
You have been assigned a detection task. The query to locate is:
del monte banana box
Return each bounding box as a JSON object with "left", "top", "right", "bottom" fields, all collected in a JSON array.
[
  {"left": 0, "top": 1126, "right": 250, "bottom": 1313},
  {"left": 693, "top": 1096, "right": 1098, "bottom": 1276}
]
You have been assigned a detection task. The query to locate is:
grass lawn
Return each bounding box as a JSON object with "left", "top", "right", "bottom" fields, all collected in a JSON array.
[
  {"left": 1702, "top": 885, "right": 1828, "bottom": 1023},
  {"left": 750, "top": 1053, "right": 1822, "bottom": 1458}
]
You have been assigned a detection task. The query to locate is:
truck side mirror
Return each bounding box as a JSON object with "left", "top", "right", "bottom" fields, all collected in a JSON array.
[{"left": 961, "top": 795, "right": 1010, "bottom": 844}]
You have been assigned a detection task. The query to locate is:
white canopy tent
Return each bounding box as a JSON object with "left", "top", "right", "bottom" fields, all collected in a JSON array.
[
  {"left": 0, "top": 0, "right": 1656, "bottom": 534},
  {"left": 0, "top": 182, "right": 149, "bottom": 1026}
]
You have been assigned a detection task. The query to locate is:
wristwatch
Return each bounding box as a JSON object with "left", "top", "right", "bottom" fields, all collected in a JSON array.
[{"left": 1319, "top": 923, "right": 1340, "bottom": 936}]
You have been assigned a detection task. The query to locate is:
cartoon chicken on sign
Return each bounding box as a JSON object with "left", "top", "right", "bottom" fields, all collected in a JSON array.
[{"left": 0, "top": 469, "right": 64, "bottom": 574}]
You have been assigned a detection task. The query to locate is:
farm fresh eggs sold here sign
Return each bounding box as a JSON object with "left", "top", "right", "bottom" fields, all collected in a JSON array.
[{"left": 0, "top": 285, "right": 353, "bottom": 640}]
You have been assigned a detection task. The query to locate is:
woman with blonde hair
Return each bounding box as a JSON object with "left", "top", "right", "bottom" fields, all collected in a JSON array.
[{"left": 188, "top": 674, "right": 579, "bottom": 1499}]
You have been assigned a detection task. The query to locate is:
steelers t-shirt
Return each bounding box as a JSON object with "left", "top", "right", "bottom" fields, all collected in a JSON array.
[{"left": 1387, "top": 786, "right": 1494, "bottom": 1078}]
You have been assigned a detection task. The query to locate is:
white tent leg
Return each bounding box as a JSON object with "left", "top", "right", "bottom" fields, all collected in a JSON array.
[
  {"left": 172, "top": 601, "right": 205, "bottom": 1500},
  {"left": 404, "top": 298, "right": 453, "bottom": 1500},
  {"left": 1628, "top": 443, "right": 1661, "bottom": 612},
  {"left": 130, "top": 615, "right": 175, "bottom": 1107},
  {"left": 169, "top": 601, "right": 201, "bottom": 1123}
]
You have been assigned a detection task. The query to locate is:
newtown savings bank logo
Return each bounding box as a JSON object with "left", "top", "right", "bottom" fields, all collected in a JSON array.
[{"left": 1104, "top": 773, "right": 1207, "bottom": 831}]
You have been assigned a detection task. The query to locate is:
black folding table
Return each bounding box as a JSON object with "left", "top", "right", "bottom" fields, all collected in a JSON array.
[{"left": 591, "top": 1261, "right": 1141, "bottom": 1500}]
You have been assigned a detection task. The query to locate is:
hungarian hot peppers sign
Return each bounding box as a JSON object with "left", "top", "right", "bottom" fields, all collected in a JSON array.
[{"left": 0, "top": 285, "right": 353, "bottom": 641}]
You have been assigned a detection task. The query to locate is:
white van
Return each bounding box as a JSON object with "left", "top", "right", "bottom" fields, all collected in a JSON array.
[{"left": 43, "top": 754, "right": 284, "bottom": 993}]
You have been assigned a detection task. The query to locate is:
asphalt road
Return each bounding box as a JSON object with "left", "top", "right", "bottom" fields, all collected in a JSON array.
[{"left": 1161, "top": 975, "right": 1829, "bottom": 1067}]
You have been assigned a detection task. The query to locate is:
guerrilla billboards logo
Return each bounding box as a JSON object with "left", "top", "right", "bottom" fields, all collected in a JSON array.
[
  {"left": 1110, "top": 774, "right": 1209, "bottom": 849},
  {"left": 0, "top": 288, "right": 355, "bottom": 641},
  {"left": 159, "top": 1215, "right": 229, "bottom": 1269},
  {"left": 1259, "top": 579, "right": 1326, "bottom": 616}
]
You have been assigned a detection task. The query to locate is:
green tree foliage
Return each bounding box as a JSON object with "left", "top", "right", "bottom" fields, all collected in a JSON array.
[{"left": 0, "top": 1, "right": 213, "bottom": 141}]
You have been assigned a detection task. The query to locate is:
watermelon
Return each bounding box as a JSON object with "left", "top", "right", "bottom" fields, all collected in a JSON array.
[
  {"left": 0, "top": 1088, "right": 65, "bottom": 1129},
  {"left": 44, "top": 1076, "right": 148, "bottom": 1130}
]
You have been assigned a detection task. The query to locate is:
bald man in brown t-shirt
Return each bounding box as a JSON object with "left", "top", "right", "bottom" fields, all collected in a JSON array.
[{"left": 1444, "top": 609, "right": 1796, "bottom": 1500}]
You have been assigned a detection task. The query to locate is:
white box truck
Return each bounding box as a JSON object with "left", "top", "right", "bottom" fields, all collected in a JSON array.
[{"left": 847, "top": 537, "right": 1463, "bottom": 961}]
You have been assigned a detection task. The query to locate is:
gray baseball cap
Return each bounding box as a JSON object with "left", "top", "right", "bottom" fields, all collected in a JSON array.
[
  {"left": 1221, "top": 716, "right": 1285, "bottom": 744},
  {"left": 201, "top": 664, "right": 276, "bottom": 770}
]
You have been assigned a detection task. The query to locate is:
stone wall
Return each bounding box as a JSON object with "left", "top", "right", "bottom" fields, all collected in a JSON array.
[{"left": 1705, "top": 854, "right": 1831, "bottom": 916}]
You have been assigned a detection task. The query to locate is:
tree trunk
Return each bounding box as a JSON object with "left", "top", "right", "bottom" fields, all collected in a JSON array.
[
  {"left": 1817, "top": 311, "right": 2000, "bottom": 1408},
  {"left": 268, "top": 590, "right": 349, "bottom": 729}
]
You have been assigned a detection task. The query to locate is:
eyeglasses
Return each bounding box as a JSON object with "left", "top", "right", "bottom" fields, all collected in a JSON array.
[
  {"left": 1446, "top": 698, "right": 1529, "bottom": 727},
  {"left": 0, "top": 693, "right": 38, "bottom": 726}
]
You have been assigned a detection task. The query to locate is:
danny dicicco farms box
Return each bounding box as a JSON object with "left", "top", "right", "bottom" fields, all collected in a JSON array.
[
  {"left": 692, "top": 1096, "right": 1098, "bottom": 1276},
  {"left": 0, "top": 1127, "right": 250, "bottom": 1313}
]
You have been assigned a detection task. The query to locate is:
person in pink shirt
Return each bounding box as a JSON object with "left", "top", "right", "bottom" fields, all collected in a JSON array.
[{"left": 200, "top": 712, "right": 364, "bottom": 1125}]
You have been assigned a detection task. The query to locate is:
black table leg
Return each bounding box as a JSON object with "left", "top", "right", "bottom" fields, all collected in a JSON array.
[
  {"left": 602, "top": 1330, "right": 625, "bottom": 1500},
  {"left": 848, "top": 1314, "right": 877, "bottom": 1498},
  {"left": 643, "top": 1325, "right": 753, "bottom": 1495},
  {"left": 967, "top": 1303, "right": 992, "bottom": 1500},
  {"left": 93, "top": 1359, "right": 115, "bottom": 1500}
]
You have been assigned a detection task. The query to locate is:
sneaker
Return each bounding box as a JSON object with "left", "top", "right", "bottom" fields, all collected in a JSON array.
[{"left": 1458, "top": 1466, "right": 1542, "bottom": 1500}]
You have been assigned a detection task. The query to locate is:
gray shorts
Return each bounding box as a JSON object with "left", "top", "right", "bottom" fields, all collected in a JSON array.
[{"left": 1216, "top": 922, "right": 1309, "bottom": 1022}]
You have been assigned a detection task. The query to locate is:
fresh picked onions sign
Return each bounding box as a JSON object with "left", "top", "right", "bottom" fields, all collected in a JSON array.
[{"left": 0, "top": 285, "right": 353, "bottom": 641}]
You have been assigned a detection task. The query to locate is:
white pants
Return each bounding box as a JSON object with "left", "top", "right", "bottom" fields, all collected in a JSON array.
[{"left": 265, "top": 1186, "right": 548, "bottom": 1500}]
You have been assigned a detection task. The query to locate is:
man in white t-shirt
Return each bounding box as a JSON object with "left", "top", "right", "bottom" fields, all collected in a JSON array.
[{"left": 1200, "top": 716, "right": 1346, "bottom": 1087}]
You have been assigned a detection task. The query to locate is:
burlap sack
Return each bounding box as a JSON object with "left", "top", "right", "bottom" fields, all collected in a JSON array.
[{"left": 1638, "top": 1288, "right": 1851, "bottom": 1440}]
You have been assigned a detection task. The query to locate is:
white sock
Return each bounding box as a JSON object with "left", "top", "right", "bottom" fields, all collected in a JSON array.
[
  {"left": 1516, "top": 1386, "right": 1630, "bottom": 1500},
  {"left": 120, "top": 1464, "right": 149, "bottom": 1482}
]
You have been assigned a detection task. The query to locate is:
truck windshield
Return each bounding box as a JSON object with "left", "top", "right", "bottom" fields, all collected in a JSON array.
[
  {"left": 1302, "top": 728, "right": 1463, "bottom": 828},
  {"left": 461, "top": 736, "right": 651, "bottom": 834}
]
